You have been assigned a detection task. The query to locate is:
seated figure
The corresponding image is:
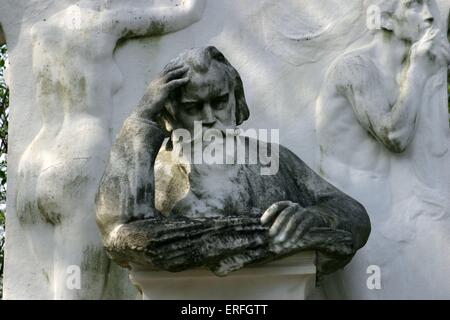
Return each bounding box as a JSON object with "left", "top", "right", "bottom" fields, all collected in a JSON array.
[{"left": 95, "top": 46, "right": 371, "bottom": 277}]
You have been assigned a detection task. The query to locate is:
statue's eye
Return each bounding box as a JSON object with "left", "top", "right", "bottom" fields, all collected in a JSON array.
[
  {"left": 183, "top": 103, "right": 201, "bottom": 115},
  {"left": 212, "top": 94, "right": 229, "bottom": 110}
]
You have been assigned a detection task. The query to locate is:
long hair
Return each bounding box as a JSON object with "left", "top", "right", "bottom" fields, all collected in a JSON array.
[{"left": 204, "top": 46, "right": 250, "bottom": 125}]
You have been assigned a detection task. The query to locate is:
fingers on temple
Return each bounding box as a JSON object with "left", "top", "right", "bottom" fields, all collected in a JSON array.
[
  {"left": 166, "top": 77, "right": 190, "bottom": 90},
  {"left": 163, "top": 60, "right": 184, "bottom": 75},
  {"left": 261, "top": 201, "right": 293, "bottom": 226},
  {"left": 164, "top": 66, "right": 189, "bottom": 82}
]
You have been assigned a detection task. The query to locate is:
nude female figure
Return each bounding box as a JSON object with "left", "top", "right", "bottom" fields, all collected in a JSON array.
[{"left": 16, "top": 0, "right": 206, "bottom": 299}]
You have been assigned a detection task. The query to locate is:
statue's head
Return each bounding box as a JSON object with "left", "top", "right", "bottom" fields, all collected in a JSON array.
[
  {"left": 159, "top": 46, "right": 249, "bottom": 137},
  {"left": 367, "top": 0, "right": 435, "bottom": 42}
]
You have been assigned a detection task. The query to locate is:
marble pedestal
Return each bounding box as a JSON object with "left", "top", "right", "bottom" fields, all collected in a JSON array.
[{"left": 129, "top": 252, "right": 316, "bottom": 300}]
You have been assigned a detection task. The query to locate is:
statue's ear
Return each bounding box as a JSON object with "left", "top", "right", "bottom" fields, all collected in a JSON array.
[
  {"left": 205, "top": 45, "right": 250, "bottom": 125},
  {"left": 380, "top": 12, "right": 395, "bottom": 31}
]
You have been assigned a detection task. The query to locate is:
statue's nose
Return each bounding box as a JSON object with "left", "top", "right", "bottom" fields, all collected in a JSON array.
[
  {"left": 201, "top": 104, "right": 216, "bottom": 126},
  {"left": 422, "top": 5, "right": 434, "bottom": 25}
]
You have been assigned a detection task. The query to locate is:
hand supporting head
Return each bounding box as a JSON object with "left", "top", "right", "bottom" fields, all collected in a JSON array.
[
  {"left": 366, "top": 0, "right": 436, "bottom": 42},
  {"left": 157, "top": 46, "right": 250, "bottom": 136}
]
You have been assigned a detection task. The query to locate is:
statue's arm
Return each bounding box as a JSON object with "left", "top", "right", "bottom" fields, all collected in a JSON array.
[
  {"left": 95, "top": 114, "right": 165, "bottom": 267},
  {"left": 95, "top": 57, "right": 195, "bottom": 268},
  {"left": 266, "top": 147, "right": 371, "bottom": 274},
  {"left": 293, "top": 152, "right": 370, "bottom": 250},
  {"left": 330, "top": 55, "right": 429, "bottom": 153},
  {"left": 301, "top": 158, "right": 371, "bottom": 275},
  {"left": 102, "top": 0, "right": 206, "bottom": 40},
  {"left": 95, "top": 115, "right": 269, "bottom": 272}
]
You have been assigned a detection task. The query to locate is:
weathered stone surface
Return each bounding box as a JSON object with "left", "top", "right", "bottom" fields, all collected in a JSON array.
[
  {"left": 130, "top": 251, "right": 318, "bottom": 300},
  {"left": 105, "top": 215, "right": 359, "bottom": 277},
  {"left": 2, "top": 0, "right": 449, "bottom": 300},
  {"left": 96, "top": 47, "right": 371, "bottom": 279},
  {"left": 315, "top": 0, "right": 450, "bottom": 299},
  {"left": 3, "top": 0, "right": 207, "bottom": 299}
]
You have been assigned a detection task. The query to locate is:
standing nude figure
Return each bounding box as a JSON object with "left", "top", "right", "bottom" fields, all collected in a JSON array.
[{"left": 15, "top": 0, "right": 206, "bottom": 299}]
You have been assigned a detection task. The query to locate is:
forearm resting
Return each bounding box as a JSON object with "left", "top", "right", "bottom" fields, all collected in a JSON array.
[{"left": 103, "top": 217, "right": 270, "bottom": 275}]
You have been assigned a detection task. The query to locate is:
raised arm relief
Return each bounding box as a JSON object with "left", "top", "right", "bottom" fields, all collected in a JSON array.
[
  {"left": 103, "top": 0, "right": 207, "bottom": 39},
  {"left": 317, "top": 0, "right": 449, "bottom": 159}
]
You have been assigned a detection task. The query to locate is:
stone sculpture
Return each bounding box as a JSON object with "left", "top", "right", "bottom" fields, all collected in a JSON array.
[
  {"left": 3, "top": 0, "right": 448, "bottom": 300},
  {"left": 95, "top": 46, "right": 371, "bottom": 278},
  {"left": 15, "top": 0, "right": 206, "bottom": 299},
  {"left": 315, "top": 0, "right": 450, "bottom": 298},
  {"left": 317, "top": 0, "right": 449, "bottom": 176}
]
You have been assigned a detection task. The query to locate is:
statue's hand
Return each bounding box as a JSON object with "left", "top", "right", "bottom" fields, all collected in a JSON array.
[
  {"left": 134, "top": 60, "right": 189, "bottom": 121},
  {"left": 262, "top": 201, "right": 326, "bottom": 251},
  {"left": 261, "top": 201, "right": 354, "bottom": 257},
  {"left": 411, "top": 28, "right": 450, "bottom": 71}
]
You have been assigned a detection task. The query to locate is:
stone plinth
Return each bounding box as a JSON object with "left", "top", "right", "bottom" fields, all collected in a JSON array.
[{"left": 129, "top": 252, "right": 316, "bottom": 300}]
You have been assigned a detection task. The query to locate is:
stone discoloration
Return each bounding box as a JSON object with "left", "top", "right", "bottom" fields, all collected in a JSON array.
[
  {"left": 14, "top": 0, "right": 207, "bottom": 299},
  {"left": 317, "top": 0, "right": 450, "bottom": 175}
]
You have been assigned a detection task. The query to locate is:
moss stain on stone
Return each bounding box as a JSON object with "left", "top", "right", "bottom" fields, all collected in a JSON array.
[
  {"left": 42, "top": 269, "right": 50, "bottom": 284},
  {"left": 80, "top": 245, "right": 110, "bottom": 299},
  {"left": 63, "top": 175, "right": 90, "bottom": 196}
]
